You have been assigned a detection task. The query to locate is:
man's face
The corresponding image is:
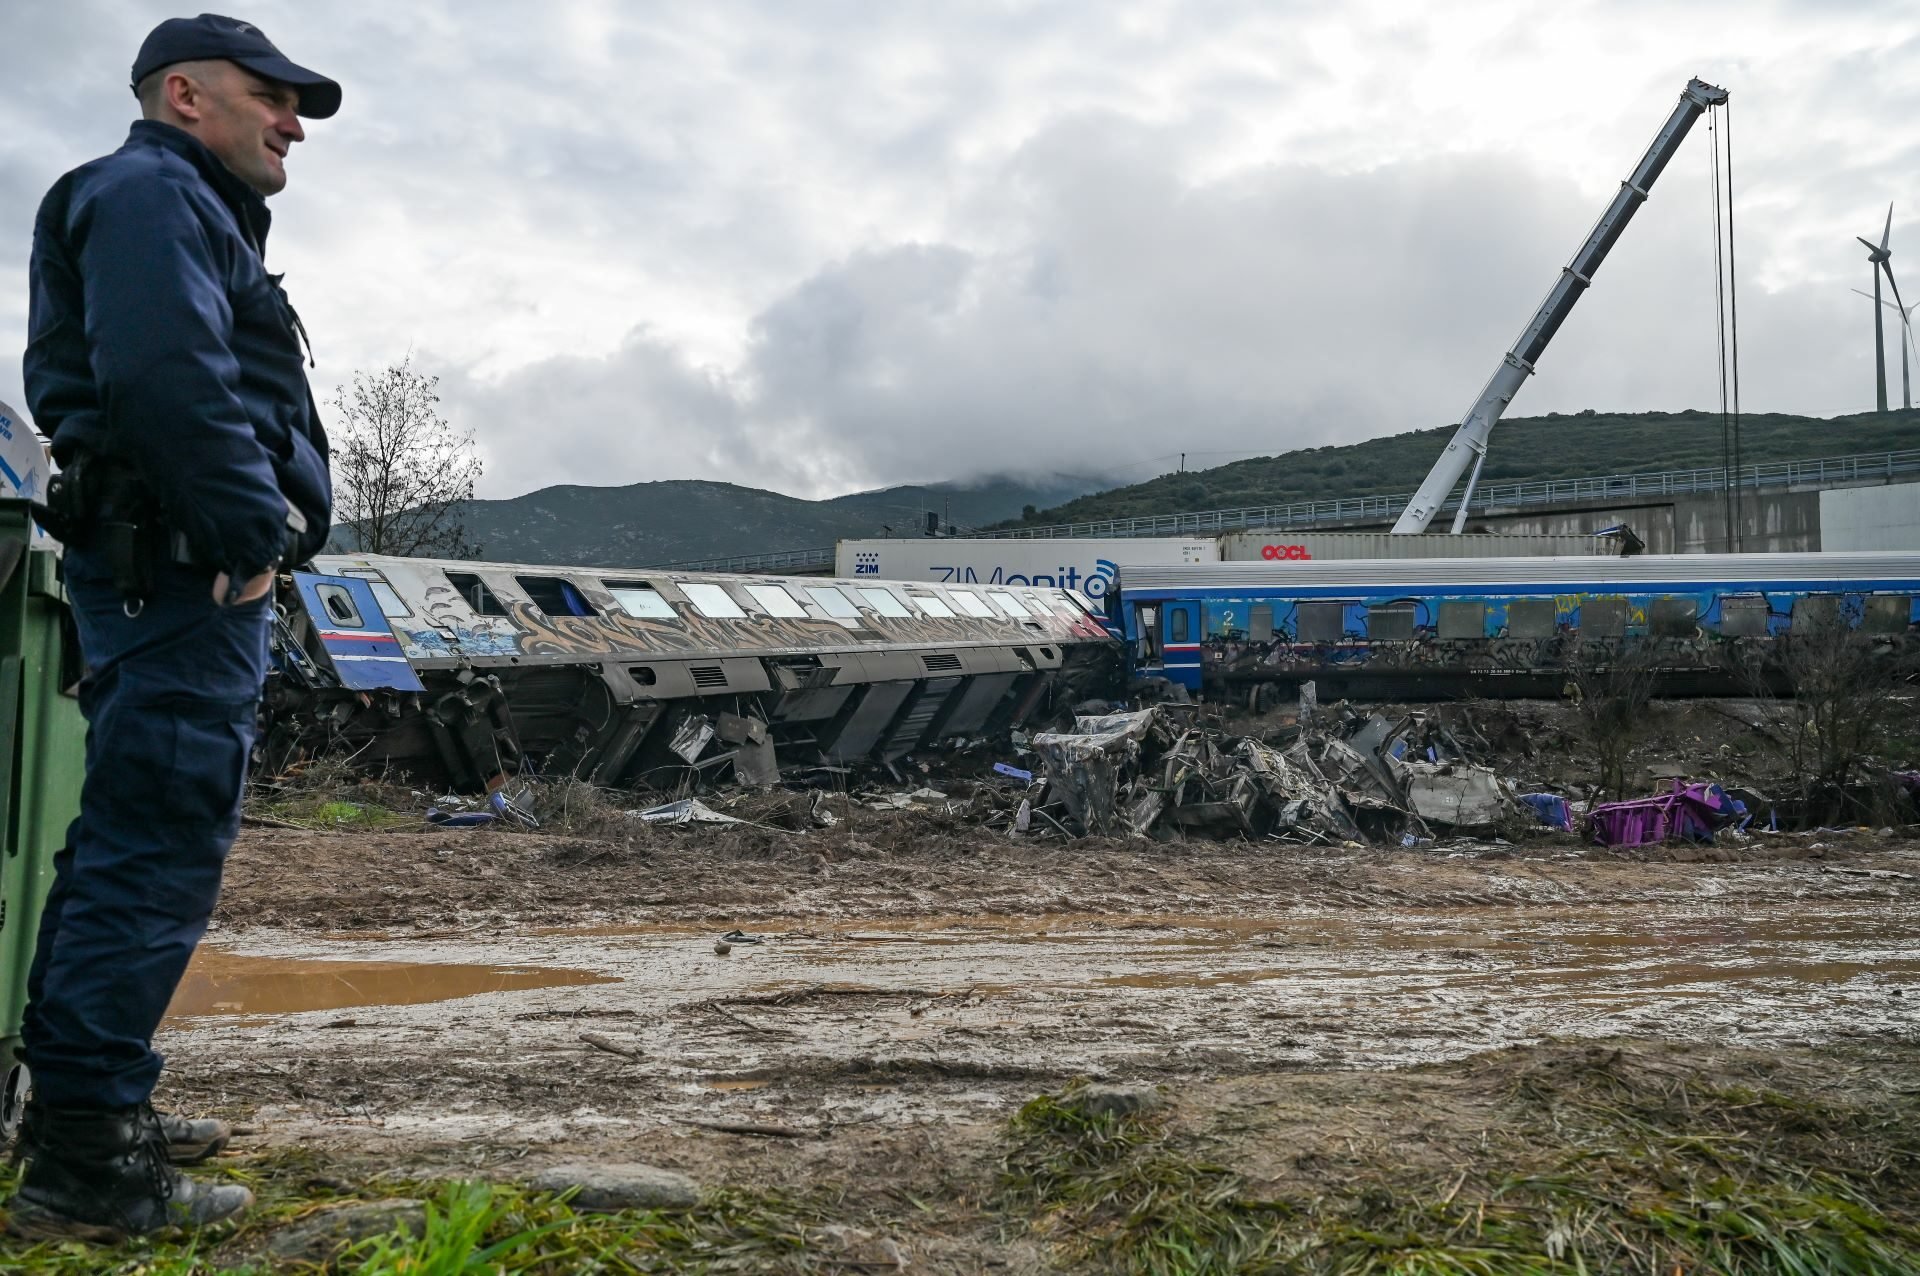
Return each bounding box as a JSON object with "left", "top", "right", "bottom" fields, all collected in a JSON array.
[{"left": 175, "top": 61, "right": 305, "bottom": 196}]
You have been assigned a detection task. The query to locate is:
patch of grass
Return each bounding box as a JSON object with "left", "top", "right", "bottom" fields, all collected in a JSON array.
[
  {"left": 258, "top": 797, "right": 416, "bottom": 831},
  {"left": 0, "top": 1151, "right": 843, "bottom": 1274},
  {"left": 1001, "top": 1051, "right": 1920, "bottom": 1274},
  {"left": 1002, "top": 1085, "right": 1291, "bottom": 1273}
]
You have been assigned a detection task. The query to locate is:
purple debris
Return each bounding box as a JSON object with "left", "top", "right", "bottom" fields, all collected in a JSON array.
[{"left": 1585, "top": 780, "right": 1731, "bottom": 847}]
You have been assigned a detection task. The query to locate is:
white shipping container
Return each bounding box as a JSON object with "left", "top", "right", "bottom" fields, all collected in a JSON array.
[
  {"left": 1819, "top": 482, "right": 1920, "bottom": 551},
  {"left": 1218, "top": 530, "right": 1613, "bottom": 562},
  {"left": 835, "top": 538, "right": 1216, "bottom": 602}
]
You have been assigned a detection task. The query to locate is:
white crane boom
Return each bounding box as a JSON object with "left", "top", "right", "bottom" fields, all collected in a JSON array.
[{"left": 1392, "top": 77, "right": 1729, "bottom": 534}]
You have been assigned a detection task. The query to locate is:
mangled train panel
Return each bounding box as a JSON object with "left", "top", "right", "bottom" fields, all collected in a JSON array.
[{"left": 272, "top": 554, "right": 1121, "bottom": 790}]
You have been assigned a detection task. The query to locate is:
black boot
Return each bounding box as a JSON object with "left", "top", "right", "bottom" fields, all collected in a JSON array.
[
  {"left": 5, "top": 1105, "right": 252, "bottom": 1242},
  {"left": 14, "top": 1103, "right": 231, "bottom": 1166},
  {"left": 152, "top": 1112, "right": 233, "bottom": 1165}
]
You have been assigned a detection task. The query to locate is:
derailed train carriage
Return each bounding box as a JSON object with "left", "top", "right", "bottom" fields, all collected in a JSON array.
[
  {"left": 269, "top": 554, "right": 1121, "bottom": 790},
  {"left": 1114, "top": 552, "right": 1920, "bottom": 700}
]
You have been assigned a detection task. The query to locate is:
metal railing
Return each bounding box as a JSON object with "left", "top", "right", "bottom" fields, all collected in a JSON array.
[{"left": 650, "top": 447, "right": 1920, "bottom": 573}]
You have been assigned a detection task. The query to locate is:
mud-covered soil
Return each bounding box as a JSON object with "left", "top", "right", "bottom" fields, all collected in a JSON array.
[
  {"left": 215, "top": 810, "right": 1917, "bottom": 933},
  {"left": 85, "top": 692, "right": 1918, "bottom": 1270},
  {"left": 137, "top": 813, "right": 1920, "bottom": 1268}
]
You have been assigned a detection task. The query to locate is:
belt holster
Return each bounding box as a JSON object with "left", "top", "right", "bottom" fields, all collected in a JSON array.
[{"left": 36, "top": 456, "right": 166, "bottom": 607}]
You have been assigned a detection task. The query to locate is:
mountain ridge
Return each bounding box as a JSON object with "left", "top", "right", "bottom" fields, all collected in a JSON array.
[{"left": 439, "top": 409, "right": 1917, "bottom": 565}]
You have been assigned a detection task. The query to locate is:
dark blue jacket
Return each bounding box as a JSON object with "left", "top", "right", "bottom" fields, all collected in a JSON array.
[{"left": 23, "top": 120, "right": 331, "bottom": 570}]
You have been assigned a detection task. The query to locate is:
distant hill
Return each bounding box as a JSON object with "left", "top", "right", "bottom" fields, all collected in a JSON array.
[
  {"left": 448, "top": 473, "right": 1107, "bottom": 566},
  {"left": 360, "top": 409, "right": 1916, "bottom": 565},
  {"left": 990, "top": 409, "right": 1920, "bottom": 529}
]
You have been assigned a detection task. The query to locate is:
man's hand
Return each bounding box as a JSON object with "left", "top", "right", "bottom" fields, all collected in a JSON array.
[{"left": 212, "top": 569, "right": 275, "bottom": 606}]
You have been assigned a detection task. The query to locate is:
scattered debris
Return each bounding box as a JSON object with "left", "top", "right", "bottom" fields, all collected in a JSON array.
[
  {"left": 1519, "top": 792, "right": 1574, "bottom": 831},
  {"left": 580, "top": 1032, "right": 645, "bottom": 1060},
  {"left": 629, "top": 798, "right": 747, "bottom": 826},
  {"left": 677, "top": 1118, "right": 816, "bottom": 1139},
  {"left": 1027, "top": 705, "right": 1520, "bottom": 842},
  {"left": 1586, "top": 781, "right": 1738, "bottom": 847}
]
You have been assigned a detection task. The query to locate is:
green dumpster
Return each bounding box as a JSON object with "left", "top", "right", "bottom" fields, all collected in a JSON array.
[{"left": 0, "top": 500, "right": 86, "bottom": 1137}]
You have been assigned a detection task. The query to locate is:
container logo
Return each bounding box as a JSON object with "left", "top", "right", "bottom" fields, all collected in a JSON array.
[
  {"left": 1084, "top": 559, "right": 1118, "bottom": 598},
  {"left": 923, "top": 559, "right": 1119, "bottom": 597},
  {"left": 854, "top": 551, "right": 880, "bottom": 576},
  {"left": 1260, "top": 544, "right": 1313, "bottom": 561}
]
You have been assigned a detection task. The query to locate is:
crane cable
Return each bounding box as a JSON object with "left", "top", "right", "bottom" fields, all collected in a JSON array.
[
  {"left": 1708, "top": 99, "right": 1744, "bottom": 552},
  {"left": 1726, "top": 99, "right": 1744, "bottom": 551}
]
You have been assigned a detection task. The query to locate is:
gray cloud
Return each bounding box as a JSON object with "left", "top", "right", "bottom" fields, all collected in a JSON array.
[{"left": 3, "top": 0, "right": 1916, "bottom": 500}]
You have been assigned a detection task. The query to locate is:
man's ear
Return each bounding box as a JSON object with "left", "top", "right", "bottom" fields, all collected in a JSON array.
[{"left": 165, "top": 69, "right": 206, "bottom": 122}]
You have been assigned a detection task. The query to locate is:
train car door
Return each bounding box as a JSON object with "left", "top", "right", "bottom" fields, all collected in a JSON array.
[
  {"left": 291, "top": 572, "right": 424, "bottom": 692},
  {"left": 1128, "top": 602, "right": 1164, "bottom": 677},
  {"left": 1160, "top": 600, "right": 1202, "bottom": 691}
]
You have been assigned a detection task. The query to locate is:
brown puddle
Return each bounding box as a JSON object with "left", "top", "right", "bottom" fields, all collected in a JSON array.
[{"left": 167, "top": 950, "right": 617, "bottom": 1020}]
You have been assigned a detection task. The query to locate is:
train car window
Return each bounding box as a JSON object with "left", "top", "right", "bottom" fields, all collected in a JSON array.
[
  {"left": 1651, "top": 597, "right": 1699, "bottom": 637},
  {"left": 1297, "top": 601, "right": 1344, "bottom": 643},
  {"left": 682, "top": 583, "right": 747, "bottom": 619},
  {"left": 1169, "top": 608, "right": 1190, "bottom": 643},
  {"left": 987, "top": 591, "right": 1031, "bottom": 617},
  {"left": 367, "top": 582, "right": 409, "bottom": 618},
  {"left": 910, "top": 595, "right": 957, "bottom": 618},
  {"left": 1250, "top": 604, "right": 1274, "bottom": 642},
  {"left": 314, "top": 585, "right": 364, "bottom": 629},
  {"left": 857, "top": 587, "right": 912, "bottom": 618},
  {"left": 1864, "top": 595, "right": 1911, "bottom": 634},
  {"left": 336, "top": 571, "right": 411, "bottom": 617},
  {"left": 516, "top": 575, "right": 597, "bottom": 617},
  {"left": 606, "top": 585, "right": 678, "bottom": 620},
  {"left": 1066, "top": 589, "right": 1101, "bottom": 616},
  {"left": 1719, "top": 595, "right": 1770, "bottom": 637},
  {"left": 1366, "top": 603, "right": 1415, "bottom": 642},
  {"left": 443, "top": 572, "right": 508, "bottom": 616},
  {"left": 948, "top": 589, "right": 994, "bottom": 617},
  {"left": 1581, "top": 597, "right": 1627, "bottom": 637},
  {"left": 805, "top": 585, "right": 861, "bottom": 618},
  {"left": 1792, "top": 595, "right": 1842, "bottom": 634},
  {"left": 1438, "top": 601, "right": 1485, "bottom": 640},
  {"left": 745, "top": 584, "right": 807, "bottom": 617},
  {"left": 1507, "top": 598, "right": 1554, "bottom": 638}
]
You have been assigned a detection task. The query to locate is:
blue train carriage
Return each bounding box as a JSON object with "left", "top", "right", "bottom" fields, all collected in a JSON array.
[
  {"left": 1111, "top": 553, "right": 1920, "bottom": 699},
  {"left": 273, "top": 553, "right": 1121, "bottom": 790}
]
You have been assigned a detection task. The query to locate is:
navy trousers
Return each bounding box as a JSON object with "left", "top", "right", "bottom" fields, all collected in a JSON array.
[{"left": 21, "top": 546, "right": 269, "bottom": 1109}]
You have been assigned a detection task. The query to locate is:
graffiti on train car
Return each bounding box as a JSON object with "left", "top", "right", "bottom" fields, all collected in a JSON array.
[{"left": 363, "top": 574, "right": 1094, "bottom": 664}]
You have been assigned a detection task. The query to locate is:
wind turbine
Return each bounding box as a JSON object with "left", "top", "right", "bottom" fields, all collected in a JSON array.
[
  {"left": 1858, "top": 203, "right": 1908, "bottom": 413},
  {"left": 1852, "top": 286, "right": 1918, "bottom": 410}
]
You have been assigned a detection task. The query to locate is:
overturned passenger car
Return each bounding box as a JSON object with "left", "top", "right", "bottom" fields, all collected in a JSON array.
[{"left": 268, "top": 554, "right": 1122, "bottom": 791}]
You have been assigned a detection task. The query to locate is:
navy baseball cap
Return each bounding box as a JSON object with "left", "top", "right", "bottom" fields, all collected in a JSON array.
[{"left": 131, "top": 13, "right": 340, "bottom": 119}]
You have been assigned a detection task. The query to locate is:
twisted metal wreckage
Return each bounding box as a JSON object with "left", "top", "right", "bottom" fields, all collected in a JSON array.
[
  {"left": 267, "top": 553, "right": 1123, "bottom": 791},
  {"left": 1030, "top": 703, "right": 1516, "bottom": 843}
]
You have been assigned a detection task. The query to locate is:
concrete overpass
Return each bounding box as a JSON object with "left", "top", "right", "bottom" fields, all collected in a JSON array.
[{"left": 656, "top": 447, "right": 1920, "bottom": 573}]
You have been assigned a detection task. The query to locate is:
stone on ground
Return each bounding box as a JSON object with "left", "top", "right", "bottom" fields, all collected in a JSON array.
[
  {"left": 1071, "top": 1084, "right": 1165, "bottom": 1119},
  {"left": 266, "top": 1198, "right": 427, "bottom": 1262},
  {"left": 527, "top": 1161, "right": 700, "bottom": 1212}
]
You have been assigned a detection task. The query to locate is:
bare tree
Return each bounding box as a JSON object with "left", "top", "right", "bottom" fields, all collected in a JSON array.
[
  {"left": 1763, "top": 620, "right": 1917, "bottom": 823},
  {"left": 1563, "top": 638, "right": 1661, "bottom": 804},
  {"left": 329, "top": 356, "right": 482, "bottom": 557}
]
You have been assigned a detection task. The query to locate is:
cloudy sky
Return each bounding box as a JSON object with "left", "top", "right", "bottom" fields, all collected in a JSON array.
[{"left": 3, "top": 0, "right": 1917, "bottom": 501}]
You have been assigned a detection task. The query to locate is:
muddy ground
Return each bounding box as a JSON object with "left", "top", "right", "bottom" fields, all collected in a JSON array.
[{"left": 101, "top": 697, "right": 1920, "bottom": 1268}]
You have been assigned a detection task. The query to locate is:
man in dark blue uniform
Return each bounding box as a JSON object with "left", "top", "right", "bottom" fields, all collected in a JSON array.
[{"left": 9, "top": 15, "right": 338, "bottom": 1241}]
